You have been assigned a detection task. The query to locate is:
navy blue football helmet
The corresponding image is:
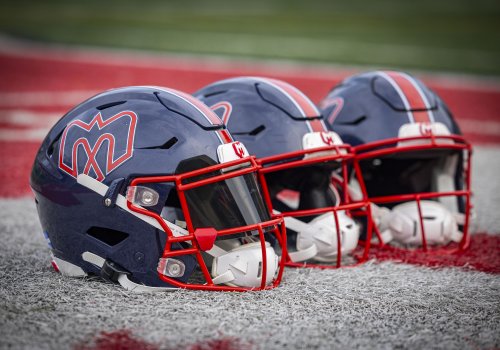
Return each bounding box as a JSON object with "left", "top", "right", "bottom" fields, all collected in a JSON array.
[
  {"left": 30, "top": 86, "right": 286, "bottom": 291},
  {"left": 320, "top": 71, "right": 472, "bottom": 252},
  {"left": 195, "top": 77, "right": 373, "bottom": 268}
]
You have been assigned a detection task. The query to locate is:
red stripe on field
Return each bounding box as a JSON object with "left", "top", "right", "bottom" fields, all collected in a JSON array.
[
  {"left": 465, "top": 133, "right": 500, "bottom": 144},
  {"left": 0, "top": 52, "right": 498, "bottom": 119},
  {"left": 0, "top": 106, "right": 72, "bottom": 112},
  {"left": 0, "top": 141, "right": 39, "bottom": 197},
  {"left": 1, "top": 52, "right": 497, "bottom": 140},
  {"left": 0, "top": 49, "right": 499, "bottom": 198},
  {"left": 0, "top": 123, "right": 35, "bottom": 130},
  {"left": 76, "top": 329, "right": 251, "bottom": 350},
  {"left": 369, "top": 233, "right": 500, "bottom": 274},
  {"left": 75, "top": 330, "right": 158, "bottom": 350}
]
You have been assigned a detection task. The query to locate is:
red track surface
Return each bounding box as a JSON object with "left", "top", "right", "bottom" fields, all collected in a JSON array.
[
  {"left": 1, "top": 48, "right": 499, "bottom": 196},
  {"left": 368, "top": 233, "right": 500, "bottom": 274},
  {"left": 0, "top": 45, "right": 498, "bottom": 273}
]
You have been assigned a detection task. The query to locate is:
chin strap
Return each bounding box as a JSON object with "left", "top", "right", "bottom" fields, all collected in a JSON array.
[
  {"left": 272, "top": 210, "right": 318, "bottom": 262},
  {"left": 211, "top": 242, "right": 279, "bottom": 288},
  {"left": 373, "top": 201, "right": 463, "bottom": 246},
  {"left": 78, "top": 174, "right": 278, "bottom": 290},
  {"left": 82, "top": 252, "right": 177, "bottom": 292},
  {"left": 284, "top": 216, "right": 319, "bottom": 262},
  {"left": 277, "top": 210, "right": 359, "bottom": 263}
]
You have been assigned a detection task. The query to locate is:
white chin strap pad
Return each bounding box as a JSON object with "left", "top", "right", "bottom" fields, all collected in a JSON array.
[
  {"left": 211, "top": 242, "right": 279, "bottom": 288},
  {"left": 82, "top": 252, "right": 177, "bottom": 292},
  {"left": 379, "top": 200, "right": 463, "bottom": 246},
  {"left": 291, "top": 211, "right": 360, "bottom": 263}
]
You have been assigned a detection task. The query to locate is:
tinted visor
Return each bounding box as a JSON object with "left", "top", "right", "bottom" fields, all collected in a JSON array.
[
  {"left": 266, "top": 162, "right": 340, "bottom": 216},
  {"left": 359, "top": 148, "right": 461, "bottom": 206},
  {"left": 184, "top": 172, "right": 271, "bottom": 232}
]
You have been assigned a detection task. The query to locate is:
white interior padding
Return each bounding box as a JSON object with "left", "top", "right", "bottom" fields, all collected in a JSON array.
[{"left": 379, "top": 200, "right": 463, "bottom": 246}]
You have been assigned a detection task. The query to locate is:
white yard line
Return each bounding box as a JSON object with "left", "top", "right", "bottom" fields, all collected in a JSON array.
[{"left": 0, "top": 91, "right": 100, "bottom": 107}]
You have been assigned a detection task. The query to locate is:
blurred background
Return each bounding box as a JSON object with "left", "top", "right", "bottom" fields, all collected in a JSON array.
[{"left": 0, "top": 0, "right": 499, "bottom": 75}]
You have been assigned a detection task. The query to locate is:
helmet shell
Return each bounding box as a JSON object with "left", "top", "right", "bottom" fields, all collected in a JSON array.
[{"left": 31, "top": 86, "right": 229, "bottom": 287}]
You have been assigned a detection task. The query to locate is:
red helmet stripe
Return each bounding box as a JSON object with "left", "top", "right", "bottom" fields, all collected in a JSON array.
[
  {"left": 218, "top": 129, "right": 233, "bottom": 143},
  {"left": 385, "top": 71, "right": 434, "bottom": 123},
  {"left": 265, "top": 78, "right": 320, "bottom": 117},
  {"left": 260, "top": 78, "right": 326, "bottom": 132},
  {"left": 307, "top": 118, "right": 327, "bottom": 132},
  {"left": 160, "top": 87, "right": 223, "bottom": 126},
  {"left": 144, "top": 86, "right": 229, "bottom": 144}
]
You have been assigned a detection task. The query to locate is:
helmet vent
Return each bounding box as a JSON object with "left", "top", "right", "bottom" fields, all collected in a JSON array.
[
  {"left": 87, "top": 227, "right": 129, "bottom": 246},
  {"left": 96, "top": 101, "right": 126, "bottom": 110},
  {"left": 46, "top": 129, "right": 64, "bottom": 158},
  {"left": 339, "top": 115, "right": 366, "bottom": 126},
  {"left": 138, "top": 137, "right": 178, "bottom": 150},
  {"left": 249, "top": 125, "right": 265, "bottom": 136},
  {"left": 233, "top": 125, "right": 265, "bottom": 136},
  {"left": 202, "top": 90, "right": 227, "bottom": 98},
  {"left": 47, "top": 140, "right": 56, "bottom": 158}
]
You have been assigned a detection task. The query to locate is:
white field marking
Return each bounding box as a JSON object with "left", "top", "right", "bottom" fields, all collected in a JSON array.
[
  {"left": 0, "top": 90, "right": 100, "bottom": 107},
  {"left": 0, "top": 128, "right": 49, "bottom": 141},
  {"left": 0, "top": 34, "right": 499, "bottom": 92},
  {"left": 0, "top": 109, "right": 62, "bottom": 141},
  {"left": 0, "top": 110, "right": 61, "bottom": 126}
]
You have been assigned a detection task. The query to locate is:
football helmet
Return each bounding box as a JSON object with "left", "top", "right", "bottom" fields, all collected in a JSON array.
[
  {"left": 320, "top": 71, "right": 472, "bottom": 252},
  {"left": 195, "top": 77, "right": 373, "bottom": 268},
  {"left": 30, "top": 86, "right": 286, "bottom": 291}
]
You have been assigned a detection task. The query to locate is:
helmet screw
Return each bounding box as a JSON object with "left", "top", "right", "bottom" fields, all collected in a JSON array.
[
  {"left": 104, "top": 198, "right": 112, "bottom": 207},
  {"left": 134, "top": 252, "right": 145, "bottom": 263},
  {"left": 168, "top": 263, "right": 181, "bottom": 277}
]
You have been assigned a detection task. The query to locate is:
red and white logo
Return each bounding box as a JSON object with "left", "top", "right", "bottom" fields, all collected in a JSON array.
[
  {"left": 419, "top": 122, "right": 433, "bottom": 136},
  {"left": 58, "top": 111, "right": 138, "bottom": 181},
  {"left": 232, "top": 141, "right": 246, "bottom": 158},
  {"left": 320, "top": 132, "right": 335, "bottom": 146}
]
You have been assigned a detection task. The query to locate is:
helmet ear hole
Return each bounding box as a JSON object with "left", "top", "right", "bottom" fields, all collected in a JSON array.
[{"left": 86, "top": 227, "right": 129, "bottom": 246}]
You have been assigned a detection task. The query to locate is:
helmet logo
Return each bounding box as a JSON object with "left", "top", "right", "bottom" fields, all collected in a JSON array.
[
  {"left": 419, "top": 122, "right": 433, "bottom": 136},
  {"left": 210, "top": 101, "right": 233, "bottom": 125},
  {"left": 320, "top": 132, "right": 335, "bottom": 146},
  {"left": 232, "top": 141, "right": 246, "bottom": 158},
  {"left": 320, "top": 97, "right": 344, "bottom": 125},
  {"left": 59, "top": 111, "right": 138, "bottom": 181}
]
